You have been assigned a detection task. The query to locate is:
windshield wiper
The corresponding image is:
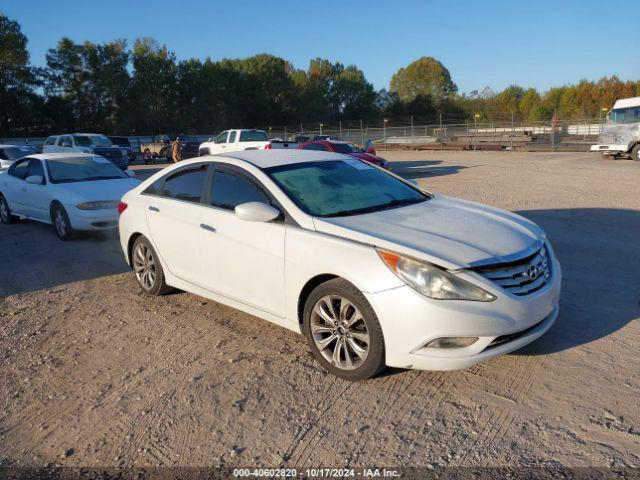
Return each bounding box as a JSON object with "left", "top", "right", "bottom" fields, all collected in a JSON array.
[
  {"left": 323, "top": 197, "right": 425, "bottom": 218},
  {"left": 81, "top": 176, "right": 122, "bottom": 181}
]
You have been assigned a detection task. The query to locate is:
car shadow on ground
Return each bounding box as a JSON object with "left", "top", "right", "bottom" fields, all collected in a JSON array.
[
  {"left": 389, "top": 160, "right": 469, "bottom": 179},
  {"left": 512, "top": 208, "right": 640, "bottom": 356}
]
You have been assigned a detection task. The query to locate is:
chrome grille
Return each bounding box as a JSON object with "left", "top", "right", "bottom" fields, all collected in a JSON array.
[{"left": 472, "top": 246, "right": 551, "bottom": 296}]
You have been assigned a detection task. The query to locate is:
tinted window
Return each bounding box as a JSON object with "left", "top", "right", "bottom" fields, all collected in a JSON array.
[
  {"left": 142, "top": 178, "right": 163, "bottom": 196},
  {"left": 74, "top": 135, "right": 112, "bottom": 147},
  {"left": 45, "top": 137, "right": 56, "bottom": 146},
  {"left": 10, "top": 159, "right": 31, "bottom": 179},
  {"left": 59, "top": 136, "right": 73, "bottom": 147},
  {"left": 215, "top": 131, "right": 228, "bottom": 144},
  {"left": 0, "top": 146, "right": 32, "bottom": 161},
  {"left": 211, "top": 171, "right": 269, "bottom": 210},
  {"left": 26, "top": 160, "right": 44, "bottom": 179},
  {"left": 229, "top": 131, "right": 237, "bottom": 143},
  {"left": 160, "top": 167, "right": 207, "bottom": 202},
  {"left": 331, "top": 143, "right": 361, "bottom": 154},
  {"left": 239, "top": 130, "right": 268, "bottom": 142},
  {"left": 266, "top": 160, "right": 429, "bottom": 217}
]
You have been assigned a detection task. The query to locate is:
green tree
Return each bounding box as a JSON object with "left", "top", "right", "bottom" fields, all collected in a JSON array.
[
  {"left": 45, "top": 38, "right": 129, "bottom": 131},
  {"left": 0, "top": 14, "right": 42, "bottom": 136},
  {"left": 124, "top": 38, "right": 178, "bottom": 134},
  {"left": 389, "top": 56, "right": 457, "bottom": 103}
]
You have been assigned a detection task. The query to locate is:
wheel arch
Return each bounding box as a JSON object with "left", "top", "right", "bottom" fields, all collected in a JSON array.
[
  {"left": 126, "top": 232, "right": 144, "bottom": 267},
  {"left": 297, "top": 273, "right": 341, "bottom": 325}
]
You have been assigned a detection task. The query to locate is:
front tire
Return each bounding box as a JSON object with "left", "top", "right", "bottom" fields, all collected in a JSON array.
[
  {"left": 302, "top": 278, "right": 386, "bottom": 381},
  {"left": 0, "top": 194, "right": 17, "bottom": 224},
  {"left": 631, "top": 144, "right": 640, "bottom": 161},
  {"left": 132, "top": 236, "right": 172, "bottom": 296},
  {"left": 51, "top": 203, "right": 76, "bottom": 240}
]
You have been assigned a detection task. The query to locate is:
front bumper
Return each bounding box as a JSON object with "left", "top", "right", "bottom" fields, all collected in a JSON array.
[
  {"left": 67, "top": 207, "right": 119, "bottom": 231},
  {"left": 364, "top": 257, "right": 561, "bottom": 371}
]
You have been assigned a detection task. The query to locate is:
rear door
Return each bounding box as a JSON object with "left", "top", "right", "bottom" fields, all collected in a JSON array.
[
  {"left": 3, "top": 158, "right": 32, "bottom": 214},
  {"left": 145, "top": 164, "right": 210, "bottom": 284}
]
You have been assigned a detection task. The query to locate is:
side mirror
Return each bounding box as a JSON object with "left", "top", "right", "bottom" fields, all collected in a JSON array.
[
  {"left": 235, "top": 202, "right": 280, "bottom": 222},
  {"left": 26, "top": 175, "right": 44, "bottom": 185},
  {"left": 125, "top": 170, "right": 135, "bottom": 178}
]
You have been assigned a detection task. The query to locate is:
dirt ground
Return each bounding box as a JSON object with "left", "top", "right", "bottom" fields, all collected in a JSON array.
[{"left": 0, "top": 151, "right": 639, "bottom": 470}]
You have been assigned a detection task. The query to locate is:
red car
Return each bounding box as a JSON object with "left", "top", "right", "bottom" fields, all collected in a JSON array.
[{"left": 298, "top": 140, "right": 390, "bottom": 169}]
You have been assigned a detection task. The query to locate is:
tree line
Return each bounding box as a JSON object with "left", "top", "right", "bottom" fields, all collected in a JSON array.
[{"left": 2, "top": 13, "right": 639, "bottom": 138}]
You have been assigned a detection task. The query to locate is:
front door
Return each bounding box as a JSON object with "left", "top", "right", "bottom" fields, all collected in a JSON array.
[
  {"left": 195, "top": 166, "right": 286, "bottom": 317},
  {"left": 21, "top": 159, "right": 50, "bottom": 221}
]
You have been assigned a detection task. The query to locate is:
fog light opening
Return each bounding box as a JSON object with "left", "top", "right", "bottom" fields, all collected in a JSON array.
[{"left": 426, "top": 337, "right": 479, "bottom": 349}]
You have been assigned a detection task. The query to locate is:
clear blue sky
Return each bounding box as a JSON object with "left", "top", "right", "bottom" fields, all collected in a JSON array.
[{"left": 3, "top": 0, "right": 639, "bottom": 94}]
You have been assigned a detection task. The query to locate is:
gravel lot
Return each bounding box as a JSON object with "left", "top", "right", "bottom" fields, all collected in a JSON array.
[{"left": 1, "top": 151, "right": 639, "bottom": 469}]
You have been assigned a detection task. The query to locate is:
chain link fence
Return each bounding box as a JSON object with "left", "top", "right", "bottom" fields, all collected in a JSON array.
[{"left": 1, "top": 117, "right": 606, "bottom": 153}]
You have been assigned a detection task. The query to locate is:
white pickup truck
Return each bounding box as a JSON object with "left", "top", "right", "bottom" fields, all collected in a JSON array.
[
  {"left": 590, "top": 97, "right": 640, "bottom": 160},
  {"left": 198, "top": 129, "right": 298, "bottom": 156}
]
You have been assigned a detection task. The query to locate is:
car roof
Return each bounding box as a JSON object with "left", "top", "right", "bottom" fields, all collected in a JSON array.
[{"left": 197, "top": 150, "right": 351, "bottom": 168}]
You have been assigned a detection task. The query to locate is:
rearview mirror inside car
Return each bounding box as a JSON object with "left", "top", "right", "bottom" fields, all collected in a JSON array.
[
  {"left": 25, "top": 175, "right": 44, "bottom": 185},
  {"left": 235, "top": 202, "right": 280, "bottom": 222}
]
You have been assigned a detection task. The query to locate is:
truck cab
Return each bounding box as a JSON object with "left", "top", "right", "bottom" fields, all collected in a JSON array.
[
  {"left": 199, "top": 129, "right": 270, "bottom": 156},
  {"left": 590, "top": 97, "right": 640, "bottom": 160}
]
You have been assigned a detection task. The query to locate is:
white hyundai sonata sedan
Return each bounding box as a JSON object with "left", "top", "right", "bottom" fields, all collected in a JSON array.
[{"left": 118, "top": 150, "right": 561, "bottom": 380}]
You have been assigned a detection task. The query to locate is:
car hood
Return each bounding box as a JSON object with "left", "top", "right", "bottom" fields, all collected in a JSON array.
[
  {"left": 312, "top": 195, "right": 544, "bottom": 269},
  {"left": 57, "top": 178, "right": 140, "bottom": 203}
]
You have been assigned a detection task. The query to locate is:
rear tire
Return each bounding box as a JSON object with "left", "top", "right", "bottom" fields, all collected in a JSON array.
[
  {"left": 132, "top": 236, "right": 173, "bottom": 296},
  {"left": 631, "top": 144, "right": 640, "bottom": 161},
  {"left": 302, "top": 278, "right": 386, "bottom": 381},
  {"left": 51, "top": 203, "right": 76, "bottom": 240},
  {"left": 0, "top": 194, "right": 17, "bottom": 224}
]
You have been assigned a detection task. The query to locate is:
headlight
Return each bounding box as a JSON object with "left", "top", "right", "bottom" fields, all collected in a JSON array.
[
  {"left": 377, "top": 249, "right": 496, "bottom": 302},
  {"left": 76, "top": 201, "right": 119, "bottom": 210}
]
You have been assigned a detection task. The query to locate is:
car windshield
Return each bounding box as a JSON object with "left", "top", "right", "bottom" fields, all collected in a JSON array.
[
  {"left": 331, "top": 143, "right": 363, "bottom": 154},
  {"left": 239, "top": 130, "right": 268, "bottom": 142},
  {"left": 74, "top": 135, "right": 113, "bottom": 147},
  {"left": 265, "top": 160, "right": 429, "bottom": 217},
  {"left": 608, "top": 107, "right": 640, "bottom": 124},
  {"left": 1, "top": 146, "right": 34, "bottom": 161},
  {"left": 46, "top": 156, "right": 127, "bottom": 183}
]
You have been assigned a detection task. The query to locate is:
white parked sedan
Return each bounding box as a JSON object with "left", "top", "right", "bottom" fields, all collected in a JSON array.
[
  {"left": 118, "top": 150, "right": 561, "bottom": 380},
  {"left": 0, "top": 153, "right": 140, "bottom": 240}
]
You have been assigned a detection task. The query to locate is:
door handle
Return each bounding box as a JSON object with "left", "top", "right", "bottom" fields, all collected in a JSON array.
[
  {"left": 200, "top": 223, "right": 216, "bottom": 233},
  {"left": 148, "top": 205, "right": 160, "bottom": 212}
]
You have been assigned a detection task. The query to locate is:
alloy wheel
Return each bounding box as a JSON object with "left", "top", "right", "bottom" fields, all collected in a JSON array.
[
  {"left": 310, "top": 295, "right": 370, "bottom": 370},
  {"left": 133, "top": 243, "right": 156, "bottom": 290},
  {"left": 0, "top": 199, "right": 8, "bottom": 222},
  {"left": 54, "top": 209, "right": 67, "bottom": 237}
]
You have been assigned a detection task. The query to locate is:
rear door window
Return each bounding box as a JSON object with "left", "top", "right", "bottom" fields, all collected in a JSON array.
[
  {"left": 159, "top": 166, "right": 208, "bottom": 203},
  {"left": 26, "top": 159, "right": 45, "bottom": 179},
  {"left": 10, "top": 158, "right": 31, "bottom": 179}
]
